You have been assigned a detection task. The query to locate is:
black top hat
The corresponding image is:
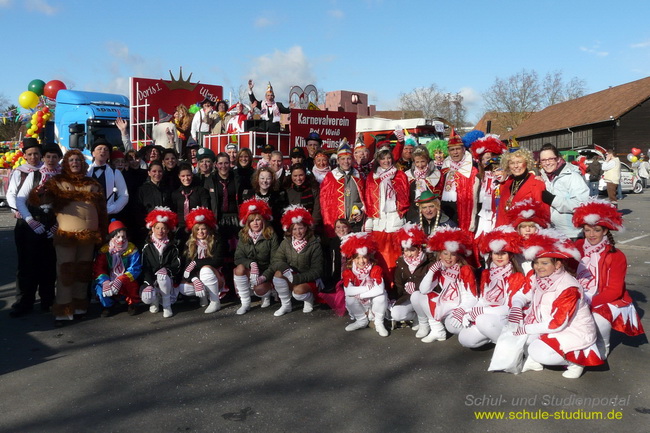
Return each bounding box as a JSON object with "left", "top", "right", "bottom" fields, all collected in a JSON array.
[
  {"left": 199, "top": 97, "right": 215, "bottom": 107},
  {"left": 91, "top": 137, "right": 112, "bottom": 152},
  {"left": 260, "top": 144, "right": 274, "bottom": 154},
  {"left": 22, "top": 137, "right": 41, "bottom": 151},
  {"left": 42, "top": 142, "right": 63, "bottom": 157}
]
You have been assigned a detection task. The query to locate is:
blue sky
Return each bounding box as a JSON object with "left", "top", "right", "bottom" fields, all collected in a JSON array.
[{"left": 2, "top": 0, "right": 650, "bottom": 123}]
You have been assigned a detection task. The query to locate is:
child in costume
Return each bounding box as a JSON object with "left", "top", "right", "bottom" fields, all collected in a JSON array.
[
  {"left": 506, "top": 198, "right": 550, "bottom": 275},
  {"left": 416, "top": 227, "right": 478, "bottom": 342},
  {"left": 510, "top": 228, "right": 604, "bottom": 379},
  {"left": 457, "top": 226, "right": 526, "bottom": 348},
  {"left": 405, "top": 147, "right": 441, "bottom": 224},
  {"left": 471, "top": 136, "right": 507, "bottom": 238},
  {"left": 390, "top": 223, "right": 436, "bottom": 334},
  {"left": 140, "top": 207, "right": 181, "bottom": 318},
  {"left": 233, "top": 199, "right": 279, "bottom": 315},
  {"left": 271, "top": 205, "right": 324, "bottom": 316},
  {"left": 572, "top": 199, "right": 644, "bottom": 358},
  {"left": 341, "top": 232, "right": 390, "bottom": 337},
  {"left": 93, "top": 220, "right": 142, "bottom": 317},
  {"left": 180, "top": 207, "right": 226, "bottom": 314}
]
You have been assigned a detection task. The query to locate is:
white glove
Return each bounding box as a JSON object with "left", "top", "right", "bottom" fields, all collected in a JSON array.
[
  {"left": 141, "top": 285, "right": 154, "bottom": 302},
  {"left": 183, "top": 261, "right": 196, "bottom": 279},
  {"left": 192, "top": 278, "right": 206, "bottom": 298}
]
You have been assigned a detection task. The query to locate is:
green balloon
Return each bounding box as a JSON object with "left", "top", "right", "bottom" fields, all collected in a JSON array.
[
  {"left": 26, "top": 122, "right": 32, "bottom": 129},
  {"left": 28, "top": 79, "right": 46, "bottom": 97}
]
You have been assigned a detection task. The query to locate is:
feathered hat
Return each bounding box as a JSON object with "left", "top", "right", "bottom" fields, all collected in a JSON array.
[
  {"left": 393, "top": 223, "right": 428, "bottom": 250},
  {"left": 522, "top": 228, "right": 581, "bottom": 261},
  {"left": 341, "top": 232, "right": 377, "bottom": 258},
  {"left": 507, "top": 198, "right": 551, "bottom": 228},
  {"left": 239, "top": 199, "right": 273, "bottom": 226},
  {"left": 478, "top": 226, "right": 522, "bottom": 255},
  {"left": 572, "top": 198, "right": 624, "bottom": 231},
  {"left": 470, "top": 135, "right": 507, "bottom": 160},
  {"left": 281, "top": 205, "right": 314, "bottom": 231},
  {"left": 354, "top": 135, "right": 366, "bottom": 150},
  {"left": 145, "top": 206, "right": 178, "bottom": 230},
  {"left": 426, "top": 227, "right": 474, "bottom": 257},
  {"left": 185, "top": 207, "right": 217, "bottom": 231},
  {"left": 462, "top": 130, "right": 485, "bottom": 149}
]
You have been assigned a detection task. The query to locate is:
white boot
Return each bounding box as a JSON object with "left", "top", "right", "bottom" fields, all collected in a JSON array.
[
  {"left": 273, "top": 277, "right": 293, "bottom": 317},
  {"left": 375, "top": 317, "right": 389, "bottom": 337},
  {"left": 200, "top": 268, "right": 222, "bottom": 314},
  {"left": 293, "top": 292, "right": 314, "bottom": 313},
  {"left": 234, "top": 275, "right": 252, "bottom": 315},
  {"left": 204, "top": 291, "right": 221, "bottom": 314},
  {"left": 149, "top": 295, "right": 159, "bottom": 313},
  {"left": 415, "top": 316, "right": 431, "bottom": 339},
  {"left": 345, "top": 317, "right": 369, "bottom": 331},
  {"left": 421, "top": 319, "right": 446, "bottom": 343},
  {"left": 522, "top": 356, "right": 544, "bottom": 372},
  {"left": 260, "top": 292, "right": 271, "bottom": 308},
  {"left": 562, "top": 363, "right": 584, "bottom": 379}
]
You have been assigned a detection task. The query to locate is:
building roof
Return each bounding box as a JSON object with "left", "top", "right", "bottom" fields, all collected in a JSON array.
[
  {"left": 473, "top": 111, "right": 532, "bottom": 137},
  {"left": 504, "top": 76, "right": 650, "bottom": 139}
]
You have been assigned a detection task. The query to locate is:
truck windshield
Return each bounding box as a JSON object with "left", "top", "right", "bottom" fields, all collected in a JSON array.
[{"left": 89, "top": 125, "right": 123, "bottom": 149}]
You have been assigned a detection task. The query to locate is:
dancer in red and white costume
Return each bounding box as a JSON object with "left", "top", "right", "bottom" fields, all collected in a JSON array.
[
  {"left": 572, "top": 199, "right": 645, "bottom": 357},
  {"left": 391, "top": 224, "right": 436, "bottom": 337},
  {"left": 226, "top": 102, "right": 251, "bottom": 134},
  {"left": 415, "top": 227, "right": 478, "bottom": 342},
  {"left": 458, "top": 226, "right": 526, "bottom": 348},
  {"left": 506, "top": 198, "right": 550, "bottom": 274},
  {"left": 511, "top": 229, "right": 604, "bottom": 379},
  {"left": 341, "top": 233, "right": 390, "bottom": 337},
  {"left": 233, "top": 199, "right": 279, "bottom": 315}
]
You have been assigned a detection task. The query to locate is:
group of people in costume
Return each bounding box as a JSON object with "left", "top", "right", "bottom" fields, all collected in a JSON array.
[{"left": 6, "top": 120, "right": 644, "bottom": 379}]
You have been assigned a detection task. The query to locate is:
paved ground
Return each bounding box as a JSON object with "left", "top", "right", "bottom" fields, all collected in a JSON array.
[{"left": 0, "top": 194, "right": 648, "bottom": 433}]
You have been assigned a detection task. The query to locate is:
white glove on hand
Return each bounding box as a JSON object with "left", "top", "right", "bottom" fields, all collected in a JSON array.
[{"left": 192, "top": 278, "right": 206, "bottom": 298}]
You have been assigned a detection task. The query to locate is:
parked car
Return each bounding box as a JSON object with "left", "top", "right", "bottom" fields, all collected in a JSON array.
[{"left": 577, "top": 149, "right": 643, "bottom": 194}]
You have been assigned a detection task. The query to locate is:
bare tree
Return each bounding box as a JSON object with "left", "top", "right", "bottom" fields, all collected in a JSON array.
[
  {"left": 0, "top": 104, "right": 24, "bottom": 141},
  {"left": 483, "top": 69, "right": 587, "bottom": 131},
  {"left": 399, "top": 84, "right": 468, "bottom": 127}
]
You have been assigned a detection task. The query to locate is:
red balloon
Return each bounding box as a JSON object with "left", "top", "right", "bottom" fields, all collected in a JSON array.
[
  {"left": 43, "top": 80, "right": 67, "bottom": 99},
  {"left": 631, "top": 147, "right": 642, "bottom": 156}
]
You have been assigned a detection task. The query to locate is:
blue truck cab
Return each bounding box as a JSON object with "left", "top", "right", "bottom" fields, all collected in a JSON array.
[{"left": 53, "top": 90, "right": 129, "bottom": 153}]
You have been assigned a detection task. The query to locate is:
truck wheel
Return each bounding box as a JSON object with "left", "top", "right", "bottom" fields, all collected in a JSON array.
[{"left": 634, "top": 181, "right": 644, "bottom": 194}]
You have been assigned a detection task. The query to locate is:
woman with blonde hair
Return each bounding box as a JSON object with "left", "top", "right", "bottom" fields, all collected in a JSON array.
[{"left": 494, "top": 148, "right": 549, "bottom": 227}]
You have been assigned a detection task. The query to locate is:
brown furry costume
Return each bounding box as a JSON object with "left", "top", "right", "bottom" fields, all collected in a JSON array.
[{"left": 43, "top": 149, "right": 107, "bottom": 318}]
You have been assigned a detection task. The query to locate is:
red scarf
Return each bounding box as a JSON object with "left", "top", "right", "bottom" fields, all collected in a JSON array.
[
  {"left": 249, "top": 229, "right": 262, "bottom": 244},
  {"left": 292, "top": 237, "right": 308, "bottom": 253},
  {"left": 404, "top": 251, "right": 425, "bottom": 273},
  {"left": 577, "top": 238, "right": 608, "bottom": 296},
  {"left": 197, "top": 239, "right": 208, "bottom": 259},
  {"left": 108, "top": 237, "right": 128, "bottom": 279},
  {"left": 352, "top": 262, "right": 373, "bottom": 286},
  {"left": 483, "top": 262, "right": 513, "bottom": 305},
  {"left": 440, "top": 263, "right": 461, "bottom": 302},
  {"left": 376, "top": 166, "right": 397, "bottom": 200},
  {"left": 152, "top": 235, "right": 169, "bottom": 255}
]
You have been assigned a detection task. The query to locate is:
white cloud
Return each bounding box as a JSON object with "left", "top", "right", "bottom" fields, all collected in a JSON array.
[
  {"left": 0, "top": 0, "right": 13, "bottom": 8},
  {"left": 25, "top": 0, "right": 57, "bottom": 15},
  {"left": 579, "top": 45, "right": 608, "bottom": 57},
  {"left": 328, "top": 9, "right": 344, "bottom": 19},
  {"left": 255, "top": 17, "right": 272, "bottom": 28},
  {"left": 631, "top": 40, "right": 650, "bottom": 48},
  {"left": 247, "top": 46, "right": 316, "bottom": 103}
]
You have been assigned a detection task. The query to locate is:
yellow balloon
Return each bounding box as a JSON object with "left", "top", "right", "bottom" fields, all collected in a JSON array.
[{"left": 19, "top": 91, "right": 39, "bottom": 110}]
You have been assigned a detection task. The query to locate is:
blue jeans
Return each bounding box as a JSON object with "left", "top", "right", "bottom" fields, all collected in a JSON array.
[
  {"left": 617, "top": 182, "right": 623, "bottom": 200},
  {"left": 588, "top": 181, "right": 600, "bottom": 197}
]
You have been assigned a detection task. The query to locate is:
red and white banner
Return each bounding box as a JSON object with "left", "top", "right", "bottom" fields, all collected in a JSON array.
[
  {"left": 129, "top": 75, "right": 223, "bottom": 144},
  {"left": 290, "top": 109, "right": 357, "bottom": 151}
]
